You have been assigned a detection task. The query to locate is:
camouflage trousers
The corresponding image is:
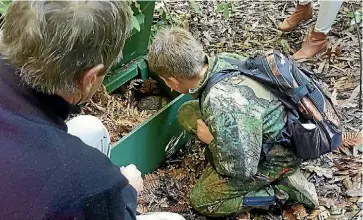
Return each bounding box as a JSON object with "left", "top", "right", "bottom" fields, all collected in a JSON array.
[{"left": 177, "top": 100, "right": 304, "bottom": 217}]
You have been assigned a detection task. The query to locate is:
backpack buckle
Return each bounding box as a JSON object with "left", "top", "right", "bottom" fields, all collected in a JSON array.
[{"left": 306, "top": 82, "right": 315, "bottom": 92}]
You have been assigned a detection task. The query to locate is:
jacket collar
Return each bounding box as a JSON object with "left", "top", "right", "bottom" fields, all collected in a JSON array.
[
  {"left": 189, "top": 55, "right": 216, "bottom": 99},
  {"left": 0, "top": 58, "right": 73, "bottom": 131}
]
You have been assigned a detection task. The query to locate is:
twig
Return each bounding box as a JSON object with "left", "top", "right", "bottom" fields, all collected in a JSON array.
[
  {"left": 349, "top": 207, "right": 362, "bottom": 220},
  {"left": 160, "top": 0, "right": 174, "bottom": 26},
  {"left": 349, "top": 2, "right": 362, "bottom": 109},
  {"left": 281, "top": 3, "right": 287, "bottom": 17}
]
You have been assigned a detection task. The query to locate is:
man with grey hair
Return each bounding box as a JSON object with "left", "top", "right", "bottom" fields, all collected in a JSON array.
[{"left": 0, "top": 2, "right": 184, "bottom": 220}]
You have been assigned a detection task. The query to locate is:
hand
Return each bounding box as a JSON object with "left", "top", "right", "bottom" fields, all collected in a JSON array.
[
  {"left": 196, "top": 119, "right": 214, "bottom": 145},
  {"left": 120, "top": 164, "right": 143, "bottom": 193}
]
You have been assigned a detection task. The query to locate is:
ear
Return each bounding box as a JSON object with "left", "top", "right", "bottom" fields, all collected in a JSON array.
[
  {"left": 79, "top": 64, "right": 104, "bottom": 93},
  {"left": 168, "top": 77, "right": 180, "bottom": 87}
]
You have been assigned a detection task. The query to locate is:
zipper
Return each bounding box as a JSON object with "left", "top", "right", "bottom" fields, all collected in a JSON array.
[{"left": 291, "top": 63, "right": 332, "bottom": 146}]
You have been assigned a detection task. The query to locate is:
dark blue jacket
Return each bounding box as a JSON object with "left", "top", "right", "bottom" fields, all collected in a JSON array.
[{"left": 0, "top": 58, "right": 138, "bottom": 220}]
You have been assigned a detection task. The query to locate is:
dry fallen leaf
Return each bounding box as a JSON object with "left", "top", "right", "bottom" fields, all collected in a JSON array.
[
  {"left": 338, "top": 85, "right": 362, "bottom": 106},
  {"left": 282, "top": 203, "right": 308, "bottom": 220},
  {"left": 340, "top": 132, "right": 363, "bottom": 149},
  {"left": 304, "top": 166, "right": 334, "bottom": 179},
  {"left": 81, "top": 79, "right": 166, "bottom": 143},
  {"left": 308, "top": 208, "right": 321, "bottom": 220}
]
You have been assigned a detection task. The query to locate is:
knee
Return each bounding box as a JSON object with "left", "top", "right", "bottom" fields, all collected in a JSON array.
[
  {"left": 67, "top": 115, "right": 107, "bottom": 134},
  {"left": 137, "top": 212, "right": 186, "bottom": 220},
  {"left": 189, "top": 177, "right": 244, "bottom": 217},
  {"left": 189, "top": 183, "right": 209, "bottom": 215},
  {"left": 189, "top": 186, "right": 199, "bottom": 209},
  {"left": 66, "top": 115, "right": 110, "bottom": 145},
  {"left": 156, "top": 212, "right": 186, "bottom": 220}
]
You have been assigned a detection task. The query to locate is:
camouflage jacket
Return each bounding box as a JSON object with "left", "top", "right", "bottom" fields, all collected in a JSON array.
[{"left": 190, "top": 53, "right": 287, "bottom": 180}]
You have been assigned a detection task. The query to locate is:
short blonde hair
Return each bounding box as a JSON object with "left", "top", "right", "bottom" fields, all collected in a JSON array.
[
  {"left": 148, "top": 27, "right": 206, "bottom": 79},
  {"left": 0, "top": 1, "right": 132, "bottom": 94}
]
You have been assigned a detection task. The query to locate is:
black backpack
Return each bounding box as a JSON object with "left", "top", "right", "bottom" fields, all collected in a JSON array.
[{"left": 199, "top": 51, "right": 342, "bottom": 160}]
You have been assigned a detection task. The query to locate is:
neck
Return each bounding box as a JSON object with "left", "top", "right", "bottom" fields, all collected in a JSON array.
[
  {"left": 59, "top": 93, "right": 81, "bottom": 105},
  {"left": 198, "top": 64, "right": 209, "bottom": 83}
]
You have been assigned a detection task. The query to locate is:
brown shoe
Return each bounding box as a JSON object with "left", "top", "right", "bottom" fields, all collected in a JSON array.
[
  {"left": 293, "top": 31, "right": 328, "bottom": 60},
  {"left": 279, "top": 3, "right": 313, "bottom": 32}
]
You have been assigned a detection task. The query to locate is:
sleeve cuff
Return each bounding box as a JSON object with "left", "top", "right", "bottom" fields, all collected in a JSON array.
[{"left": 122, "top": 184, "right": 138, "bottom": 219}]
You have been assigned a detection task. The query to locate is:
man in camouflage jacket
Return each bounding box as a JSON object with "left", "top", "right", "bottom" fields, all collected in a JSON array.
[{"left": 148, "top": 27, "right": 318, "bottom": 218}]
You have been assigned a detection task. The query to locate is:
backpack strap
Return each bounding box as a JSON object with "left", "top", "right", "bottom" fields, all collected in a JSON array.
[
  {"left": 198, "top": 69, "right": 234, "bottom": 110},
  {"left": 198, "top": 56, "right": 255, "bottom": 111}
]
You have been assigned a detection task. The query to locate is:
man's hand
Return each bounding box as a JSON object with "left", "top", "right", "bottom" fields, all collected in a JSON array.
[
  {"left": 197, "top": 119, "right": 214, "bottom": 145},
  {"left": 120, "top": 164, "right": 143, "bottom": 193}
]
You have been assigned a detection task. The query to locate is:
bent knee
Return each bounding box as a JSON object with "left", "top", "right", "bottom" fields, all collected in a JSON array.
[
  {"left": 190, "top": 183, "right": 244, "bottom": 217},
  {"left": 66, "top": 115, "right": 110, "bottom": 149},
  {"left": 189, "top": 184, "right": 213, "bottom": 216},
  {"left": 189, "top": 186, "right": 199, "bottom": 209},
  {"left": 67, "top": 115, "right": 107, "bottom": 136},
  {"left": 137, "top": 212, "right": 186, "bottom": 220}
]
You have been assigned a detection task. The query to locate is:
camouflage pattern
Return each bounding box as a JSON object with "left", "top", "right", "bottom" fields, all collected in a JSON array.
[
  {"left": 177, "top": 53, "right": 318, "bottom": 217},
  {"left": 188, "top": 147, "right": 300, "bottom": 217}
]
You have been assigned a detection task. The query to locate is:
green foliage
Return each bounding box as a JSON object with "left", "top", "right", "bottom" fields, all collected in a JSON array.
[
  {"left": 149, "top": 0, "right": 235, "bottom": 43},
  {"left": 0, "top": 0, "right": 11, "bottom": 15},
  {"left": 131, "top": 15, "right": 141, "bottom": 32},
  {"left": 128, "top": 1, "right": 143, "bottom": 33},
  {"left": 188, "top": 0, "right": 202, "bottom": 15},
  {"left": 347, "top": 10, "right": 362, "bottom": 25},
  {"left": 216, "top": 1, "right": 235, "bottom": 19},
  {"left": 149, "top": 0, "right": 172, "bottom": 44}
]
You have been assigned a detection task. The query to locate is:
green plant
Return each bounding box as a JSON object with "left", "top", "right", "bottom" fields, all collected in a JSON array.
[
  {"left": 187, "top": 0, "right": 202, "bottom": 15},
  {"left": 347, "top": 10, "right": 362, "bottom": 25},
  {"left": 216, "top": 1, "right": 235, "bottom": 19},
  {"left": 0, "top": 0, "right": 11, "bottom": 15},
  {"left": 129, "top": 0, "right": 142, "bottom": 32},
  {"left": 149, "top": 0, "right": 191, "bottom": 43}
]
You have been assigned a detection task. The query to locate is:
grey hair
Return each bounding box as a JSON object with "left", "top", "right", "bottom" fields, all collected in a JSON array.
[
  {"left": 148, "top": 27, "right": 206, "bottom": 80},
  {"left": 0, "top": 1, "right": 132, "bottom": 94}
]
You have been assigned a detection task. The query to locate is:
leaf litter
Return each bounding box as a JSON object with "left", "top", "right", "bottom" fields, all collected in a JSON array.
[
  {"left": 138, "top": 0, "right": 363, "bottom": 219},
  {"left": 81, "top": 78, "right": 170, "bottom": 143}
]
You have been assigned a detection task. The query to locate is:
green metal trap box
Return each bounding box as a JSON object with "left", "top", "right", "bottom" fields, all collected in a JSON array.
[{"left": 106, "top": 57, "right": 192, "bottom": 174}]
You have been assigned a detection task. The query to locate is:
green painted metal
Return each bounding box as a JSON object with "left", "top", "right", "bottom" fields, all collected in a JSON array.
[
  {"left": 139, "top": 58, "right": 149, "bottom": 80},
  {"left": 110, "top": 94, "right": 193, "bottom": 174},
  {"left": 105, "top": 56, "right": 193, "bottom": 174},
  {"left": 104, "top": 56, "right": 147, "bottom": 93}
]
